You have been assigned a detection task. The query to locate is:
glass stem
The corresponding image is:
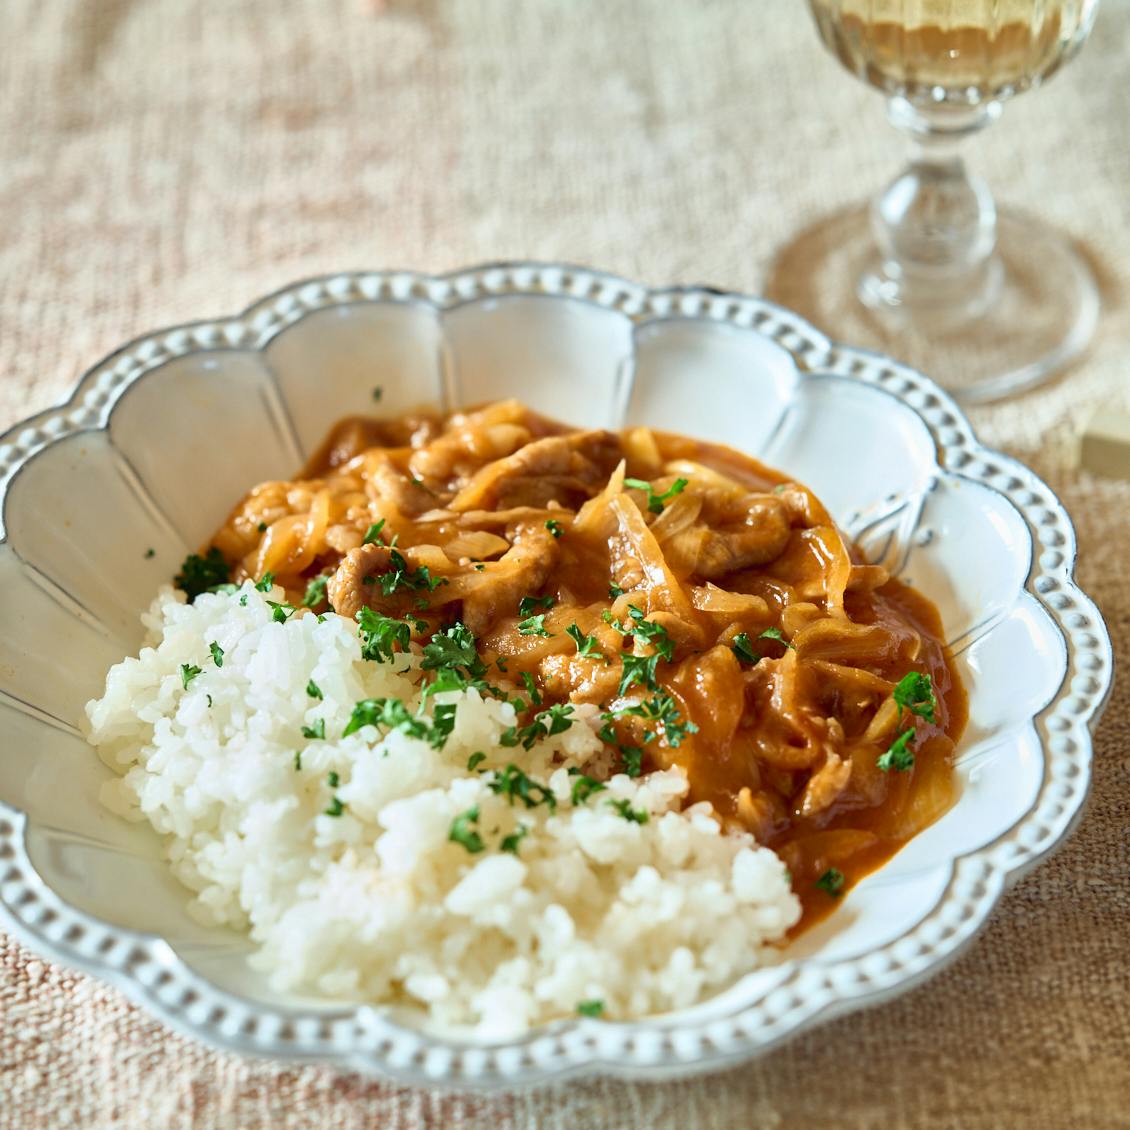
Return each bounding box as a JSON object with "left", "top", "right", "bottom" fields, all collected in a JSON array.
[{"left": 861, "top": 97, "right": 1003, "bottom": 329}]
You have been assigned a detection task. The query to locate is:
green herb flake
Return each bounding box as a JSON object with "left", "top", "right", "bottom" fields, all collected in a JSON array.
[
  {"left": 758, "top": 627, "right": 794, "bottom": 650},
  {"left": 521, "top": 671, "right": 543, "bottom": 706},
  {"left": 877, "top": 728, "right": 916, "bottom": 772},
  {"left": 294, "top": 750, "right": 302, "bottom": 771},
  {"left": 306, "top": 679, "right": 323, "bottom": 700},
  {"left": 892, "top": 671, "right": 938, "bottom": 724},
  {"left": 620, "top": 746, "right": 643, "bottom": 777},
  {"left": 254, "top": 572, "right": 275, "bottom": 593},
  {"left": 175, "top": 547, "right": 230, "bottom": 601},
  {"left": 467, "top": 752, "right": 487, "bottom": 771},
  {"left": 731, "top": 632, "right": 760, "bottom": 665},
  {"left": 576, "top": 999, "right": 605, "bottom": 1018},
  {"left": 375, "top": 548, "right": 447, "bottom": 597},
  {"left": 517, "top": 613, "right": 551, "bottom": 638},
  {"left": 570, "top": 774, "right": 607, "bottom": 805},
  {"left": 474, "top": 563, "right": 486, "bottom": 572},
  {"left": 144, "top": 547, "right": 156, "bottom": 559},
  {"left": 618, "top": 653, "right": 660, "bottom": 696},
  {"left": 302, "top": 718, "right": 326, "bottom": 741},
  {"left": 208, "top": 641, "right": 224, "bottom": 668},
  {"left": 324, "top": 797, "right": 345, "bottom": 818},
  {"left": 266, "top": 600, "right": 296, "bottom": 623},
  {"left": 421, "top": 622, "right": 486, "bottom": 676},
  {"left": 499, "top": 825, "right": 529, "bottom": 855},
  {"left": 608, "top": 584, "right": 625, "bottom": 599},
  {"left": 327, "top": 770, "right": 340, "bottom": 788},
  {"left": 545, "top": 518, "right": 564, "bottom": 538},
  {"left": 518, "top": 594, "right": 555, "bottom": 617},
  {"left": 815, "top": 868, "right": 846, "bottom": 896},
  {"left": 565, "top": 623, "right": 604, "bottom": 661},
  {"left": 357, "top": 607, "right": 414, "bottom": 663},
  {"left": 623, "top": 476, "right": 689, "bottom": 514},
  {"left": 448, "top": 805, "right": 485, "bottom": 853},
  {"left": 239, "top": 593, "right": 248, "bottom": 606},
  {"left": 372, "top": 386, "right": 383, "bottom": 401},
  {"left": 179, "top": 663, "right": 203, "bottom": 690},
  {"left": 362, "top": 519, "right": 387, "bottom": 546},
  {"left": 607, "top": 797, "right": 649, "bottom": 824},
  {"left": 206, "top": 694, "right": 213, "bottom": 708},
  {"left": 489, "top": 763, "right": 557, "bottom": 810},
  {"left": 257, "top": 521, "right": 268, "bottom": 533}
]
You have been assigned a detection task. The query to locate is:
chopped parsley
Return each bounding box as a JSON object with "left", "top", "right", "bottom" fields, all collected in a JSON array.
[
  {"left": 565, "top": 623, "right": 603, "bottom": 660},
  {"left": 495, "top": 656, "right": 509, "bottom": 673},
  {"left": 517, "top": 613, "right": 551, "bottom": 638},
  {"left": 620, "top": 746, "right": 643, "bottom": 776},
  {"left": 518, "top": 594, "right": 555, "bottom": 617},
  {"left": 343, "top": 697, "right": 429, "bottom": 741},
  {"left": 467, "top": 752, "right": 487, "bottom": 771},
  {"left": 488, "top": 763, "right": 557, "bottom": 810},
  {"left": 815, "top": 868, "right": 845, "bottom": 896},
  {"left": 501, "top": 703, "right": 575, "bottom": 751},
  {"left": 254, "top": 572, "right": 275, "bottom": 592},
  {"left": 625, "top": 606, "right": 674, "bottom": 660},
  {"left": 448, "top": 806, "right": 485, "bottom": 853},
  {"left": 374, "top": 548, "right": 446, "bottom": 597},
  {"left": 306, "top": 679, "right": 323, "bottom": 700},
  {"left": 877, "top": 728, "right": 916, "bottom": 772},
  {"left": 570, "top": 774, "right": 606, "bottom": 805},
  {"left": 576, "top": 999, "right": 605, "bottom": 1018},
  {"left": 545, "top": 518, "right": 564, "bottom": 538},
  {"left": 421, "top": 622, "right": 486, "bottom": 676},
  {"left": 302, "top": 719, "right": 325, "bottom": 741},
  {"left": 608, "top": 583, "right": 625, "bottom": 599},
  {"left": 611, "top": 691, "right": 698, "bottom": 747},
  {"left": 357, "top": 607, "right": 417, "bottom": 663},
  {"left": 144, "top": 547, "right": 155, "bottom": 559},
  {"left": 362, "top": 519, "right": 387, "bottom": 546},
  {"left": 239, "top": 594, "right": 248, "bottom": 606},
  {"left": 623, "top": 476, "right": 689, "bottom": 514},
  {"left": 179, "top": 663, "right": 202, "bottom": 690},
  {"left": 206, "top": 694, "right": 213, "bottom": 708},
  {"left": 257, "top": 521, "right": 268, "bottom": 532},
  {"left": 175, "top": 548, "right": 229, "bottom": 601},
  {"left": 209, "top": 641, "right": 224, "bottom": 667},
  {"left": 521, "top": 671, "right": 542, "bottom": 706},
  {"left": 266, "top": 600, "right": 296, "bottom": 623},
  {"left": 731, "top": 632, "right": 760, "bottom": 665},
  {"left": 324, "top": 797, "right": 345, "bottom": 818},
  {"left": 473, "top": 563, "right": 485, "bottom": 572},
  {"left": 294, "top": 750, "right": 303, "bottom": 770},
  {"left": 758, "top": 627, "right": 794, "bottom": 650},
  {"left": 372, "top": 386, "right": 383, "bottom": 401},
  {"left": 327, "top": 770, "right": 340, "bottom": 788},
  {"left": 499, "top": 825, "right": 529, "bottom": 855},
  {"left": 302, "top": 572, "right": 331, "bottom": 609},
  {"left": 618, "top": 653, "right": 660, "bottom": 696},
  {"left": 606, "top": 798, "right": 649, "bottom": 824},
  {"left": 893, "top": 671, "right": 937, "bottom": 724}
]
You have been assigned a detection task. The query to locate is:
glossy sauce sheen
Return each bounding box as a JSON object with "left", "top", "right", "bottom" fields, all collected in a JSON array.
[{"left": 210, "top": 402, "right": 967, "bottom": 930}]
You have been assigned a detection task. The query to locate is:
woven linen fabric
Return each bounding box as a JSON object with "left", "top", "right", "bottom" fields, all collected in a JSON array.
[{"left": 1, "top": 2, "right": 1127, "bottom": 1126}]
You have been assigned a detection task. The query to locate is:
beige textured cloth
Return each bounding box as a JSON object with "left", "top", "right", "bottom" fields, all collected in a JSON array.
[{"left": 1, "top": 2, "right": 1128, "bottom": 1126}]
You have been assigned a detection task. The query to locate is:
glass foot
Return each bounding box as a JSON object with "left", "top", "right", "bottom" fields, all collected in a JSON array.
[{"left": 764, "top": 206, "right": 1100, "bottom": 403}]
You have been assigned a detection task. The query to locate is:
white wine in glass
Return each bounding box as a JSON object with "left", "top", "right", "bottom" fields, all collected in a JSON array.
[{"left": 778, "top": 1, "right": 1101, "bottom": 401}]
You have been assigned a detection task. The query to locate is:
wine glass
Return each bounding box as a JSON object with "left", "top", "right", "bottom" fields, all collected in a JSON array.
[{"left": 767, "top": 0, "right": 1101, "bottom": 402}]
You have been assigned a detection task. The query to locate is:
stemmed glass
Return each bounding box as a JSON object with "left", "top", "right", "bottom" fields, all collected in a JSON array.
[{"left": 768, "top": 1, "right": 1101, "bottom": 402}]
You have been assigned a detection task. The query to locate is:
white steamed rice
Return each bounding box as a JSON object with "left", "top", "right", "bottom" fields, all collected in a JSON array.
[{"left": 86, "top": 584, "right": 800, "bottom": 1035}]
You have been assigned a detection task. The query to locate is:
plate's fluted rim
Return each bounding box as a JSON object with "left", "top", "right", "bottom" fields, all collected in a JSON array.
[{"left": 0, "top": 262, "right": 1112, "bottom": 1089}]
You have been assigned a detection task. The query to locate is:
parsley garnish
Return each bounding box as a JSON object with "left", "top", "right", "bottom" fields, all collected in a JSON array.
[
  {"left": 362, "top": 519, "right": 386, "bottom": 546},
  {"left": 144, "top": 547, "right": 155, "bottom": 559},
  {"left": 877, "top": 728, "right": 916, "bottom": 772},
  {"left": 179, "top": 663, "right": 202, "bottom": 690},
  {"left": 266, "top": 600, "right": 296, "bottom": 623},
  {"left": 206, "top": 694, "right": 213, "bottom": 708},
  {"left": 307, "top": 679, "right": 323, "bottom": 700},
  {"left": 618, "top": 653, "right": 660, "bottom": 696},
  {"left": 611, "top": 691, "right": 697, "bottom": 747},
  {"left": 517, "top": 613, "right": 551, "bottom": 638},
  {"left": 294, "top": 750, "right": 302, "bottom": 770},
  {"left": 342, "top": 697, "right": 428, "bottom": 740},
  {"left": 372, "top": 386, "right": 383, "bottom": 401},
  {"left": 209, "top": 641, "right": 224, "bottom": 667},
  {"left": 731, "top": 632, "right": 760, "bottom": 665},
  {"left": 448, "top": 806, "right": 485, "bottom": 853},
  {"left": 375, "top": 548, "right": 446, "bottom": 597},
  {"left": 518, "top": 594, "right": 555, "bottom": 617},
  {"left": 239, "top": 594, "right": 248, "bottom": 606},
  {"left": 623, "top": 476, "right": 689, "bottom": 514},
  {"left": 607, "top": 797, "right": 649, "bottom": 824},
  {"left": 324, "top": 797, "right": 345, "bottom": 817},
  {"left": 608, "top": 584, "right": 625, "bottom": 599},
  {"left": 175, "top": 548, "right": 229, "bottom": 601},
  {"left": 489, "top": 763, "right": 557, "bottom": 810},
  {"left": 815, "top": 868, "right": 845, "bottom": 896},
  {"left": 327, "top": 770, "right": 340, "bottom": 788},
  {"left": 473, "top": 563, "right": 485, "bottom": 572},
  {"left": 302, "top": 719, "right": 325, "bottom": 741},
  {"left": 758, "top": 627, "right": 794, "bottom": 650},
  {"left": 357, "top": 607, "right": 416, "bottom": 663},
  {"left": 521, "top": 671, "right": 542, "bottom": 706},
  {"left": 625, "top": 606, "right": 674, "bottom": 659},
  {"left": 255, "top": 572, "right": 275, "bottom": 592},
  {"left": 421, "top": 622, "right": 485, "bottom": 676},
  {"left": 467, "top": 752, "right": 487, "bottom": 771},
  {"left": 620, "top": 746, "right": 642, "bottom": 776},
  {"left": 565, "top": 624, "right": 603, "bottom": 660},
  {"left": 545, "top": 518, "right": 564, "bottom": 538},
  {"left": 499, "top": 825, "right": 529, "bottom": 855},
  {"left": 570, "top": 775, "right": 606, "bottom": 805},
  {"left": 576, "top": 999, "right": 604, "bottom": 1018},
  {"left": 302, "top": 572, "right": 331, "bottom": 609},
  {"left": 257, "top": 521, "right": 267, "bottom": 532},
  {"left": 501, "top": 703, "right": 576, "bottom": 751},
  {"left": 893, "top": 671, "right": 937, "bottom": 724}
]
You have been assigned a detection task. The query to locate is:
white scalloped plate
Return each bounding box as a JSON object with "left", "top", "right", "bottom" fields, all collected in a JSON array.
[{"left": 0, "top": 264, "right": 1112, "bottom": 1088}]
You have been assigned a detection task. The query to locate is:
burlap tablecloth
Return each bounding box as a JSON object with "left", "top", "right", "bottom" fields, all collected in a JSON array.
[{"left": 1, "top": 2, "right": 1127, "bottom": 1126}]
